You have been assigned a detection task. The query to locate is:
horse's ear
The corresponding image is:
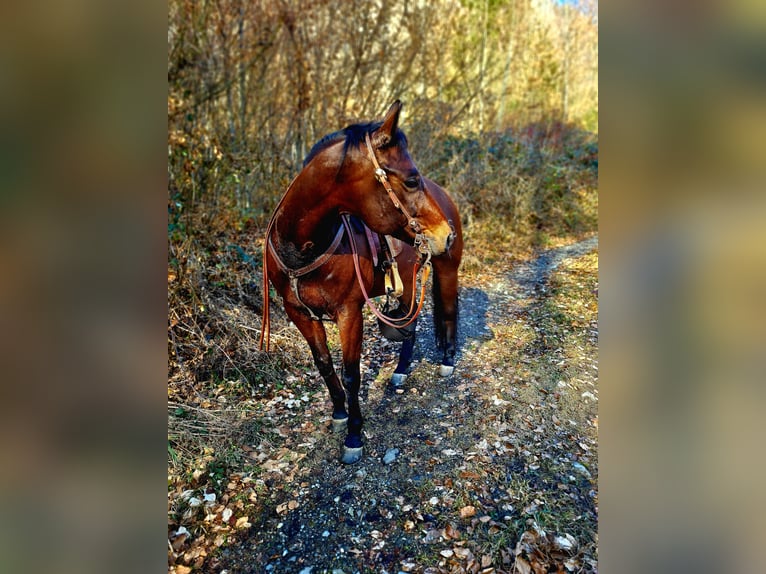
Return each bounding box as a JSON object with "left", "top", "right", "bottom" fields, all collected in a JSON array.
[{"left": 371, "top": 100, "right": 402, "bottom": 148}]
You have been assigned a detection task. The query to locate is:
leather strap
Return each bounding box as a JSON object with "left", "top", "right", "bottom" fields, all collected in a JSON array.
[
  {"left": 341, "top": 213, "right": 430, "bottom": 330},
  {"left": 364, "top": 225, "right": 379, "bottom": 268},
  {"left": 267, "top": 225, "right": 345, "bottom": 278},
  {"left": 364, "top": 132, "right": 422, "bottom": 234}
]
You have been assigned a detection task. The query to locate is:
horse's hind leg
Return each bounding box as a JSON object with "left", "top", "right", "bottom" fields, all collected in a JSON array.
[
  {"left": 432, "top": 262, "right": 459, "bottom": 377},
  {"left": 391, "top": 320, "right": 416, "bottom": 387},
  {"left": 285, "top": 307, "right": 348, "bottom": 431}
]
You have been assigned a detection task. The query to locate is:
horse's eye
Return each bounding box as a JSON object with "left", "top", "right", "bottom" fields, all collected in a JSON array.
[{"left": 404, "top": 177, "right": 420, "bottom": 190}]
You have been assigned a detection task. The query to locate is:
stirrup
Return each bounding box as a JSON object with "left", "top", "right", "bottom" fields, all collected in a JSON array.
[{"left": 385, "top": 261, "right": 404, "bottom": 297}]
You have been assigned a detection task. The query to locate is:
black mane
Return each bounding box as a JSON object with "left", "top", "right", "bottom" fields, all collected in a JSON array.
[{"left": 302, "top": 120, "right": 407, "bottom": 172}]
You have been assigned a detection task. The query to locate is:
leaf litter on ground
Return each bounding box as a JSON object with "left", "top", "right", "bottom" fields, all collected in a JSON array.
[{"left": 168, "top": 232, "right": 598, "bottom": 573}]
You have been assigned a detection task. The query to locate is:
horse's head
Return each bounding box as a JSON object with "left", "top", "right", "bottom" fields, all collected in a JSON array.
[{"left": 339, "top": 101, "right": 455, "bottom": 256}]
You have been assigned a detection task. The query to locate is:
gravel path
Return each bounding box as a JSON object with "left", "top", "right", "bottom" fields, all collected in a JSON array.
[{"left": 209, "top": 234, "right": 599, "bottom": 574}]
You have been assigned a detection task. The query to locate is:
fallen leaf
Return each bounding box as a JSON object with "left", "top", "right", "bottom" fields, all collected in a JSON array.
[
  {"left": 564, "top": 557, "right": 580, "bottom": 571},
  {"left": 553, "top": 534, "right": 577, "bottom": 552},
  {"left": 460, "top": 505, "right": 476, "bottom": 518},
  {"left": 444, "top": 522, "right": 461, "bottom": 539},
  {"left": 171, "top": 533, "right": 188, "bottom": 552},
  {"left": 514, "top": 556, "right": 531, "bottom": 574},
  {"left": 235, "top": 516, "right": 251, "bottom": 529},
  {"left": 454, "top": 547, "right": 472, "bottom": 559}
]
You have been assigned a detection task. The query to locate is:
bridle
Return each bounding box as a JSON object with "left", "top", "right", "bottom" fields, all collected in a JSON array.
[
  {"left": 342, "top": 212, "right": 430, "bottom": 332},
  {"left": 364, "top": 132, "right": 432, "bottom": 260},
  {"left": 356, "top": 132, "right": 432, "bottom": 329},
  {"left": 259, "top": 132, "right": 434, "bottom": 351}
]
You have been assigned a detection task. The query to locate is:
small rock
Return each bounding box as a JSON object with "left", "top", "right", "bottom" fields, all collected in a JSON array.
[
  {"left": 571, "top": 462, "right": 591, "bottom": 479},
  {"left": 383, "top": 448, "right": 399, "bottom": 464},
  {"left": 298, "top": 568, "right": 313, "bottom": 574},
  {"left": 322, "top": 530, "right": 330, "bottom": 537}
]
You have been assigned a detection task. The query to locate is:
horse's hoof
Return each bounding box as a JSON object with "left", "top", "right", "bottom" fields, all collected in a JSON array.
[
  {"left": 391, "top": 372, "right": 407, "bottom": 387},
  {"left": 331, "top": 415, "right": 348, "bottom": 433},
  {"left": 341, "top": 446, "right": 363, "bottom": 464},
  {"left": 438, "top": 364, "right": 455, "bottom": 377}
]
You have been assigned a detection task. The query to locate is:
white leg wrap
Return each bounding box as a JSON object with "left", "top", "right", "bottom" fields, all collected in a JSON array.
[
  {"left": 341, "top": 446, "right": 363, "bottom": 464},
  {"left": 391, "top": 372, "right": 407, "bottom": 387},
  {"left": 331, "top": 416, "right": 348, "bottom": 433}
]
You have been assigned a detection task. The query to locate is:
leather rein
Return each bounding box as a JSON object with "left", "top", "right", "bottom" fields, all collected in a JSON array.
[{"left": 259, "top": 133, "right": 432, "bottom": 351}]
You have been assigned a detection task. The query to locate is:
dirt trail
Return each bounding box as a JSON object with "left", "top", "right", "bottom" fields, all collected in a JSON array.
[{"left": 210, "top": 235, "right": 599, "bottom": 574}]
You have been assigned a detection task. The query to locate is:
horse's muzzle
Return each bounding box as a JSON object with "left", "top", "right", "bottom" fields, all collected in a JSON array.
[{"left": 424, "top": 220, "right": 455, "bottom": 255}]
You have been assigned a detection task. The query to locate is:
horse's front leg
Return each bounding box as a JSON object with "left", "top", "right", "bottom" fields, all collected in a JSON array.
[
  {"left": 432, "top": 262, "right": 459, "bottom": 377},
  {"left": 284, "top": 306, "right": 349, "bottom": 430},
  {"left": 391, "top": 320, "right": 416, "bottom": 387},
  {"left": 337, "top": 307, "right": 365, "bottom": 464}
]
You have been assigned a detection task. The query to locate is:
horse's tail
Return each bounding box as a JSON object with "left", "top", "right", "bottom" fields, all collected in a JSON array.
[{"left": 259, "top": 238, "right": 271, "bottom": 352}]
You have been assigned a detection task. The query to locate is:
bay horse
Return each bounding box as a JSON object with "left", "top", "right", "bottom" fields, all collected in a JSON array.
[{"left": 260, "top": 101, "right": 462, "bottom": 464}]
